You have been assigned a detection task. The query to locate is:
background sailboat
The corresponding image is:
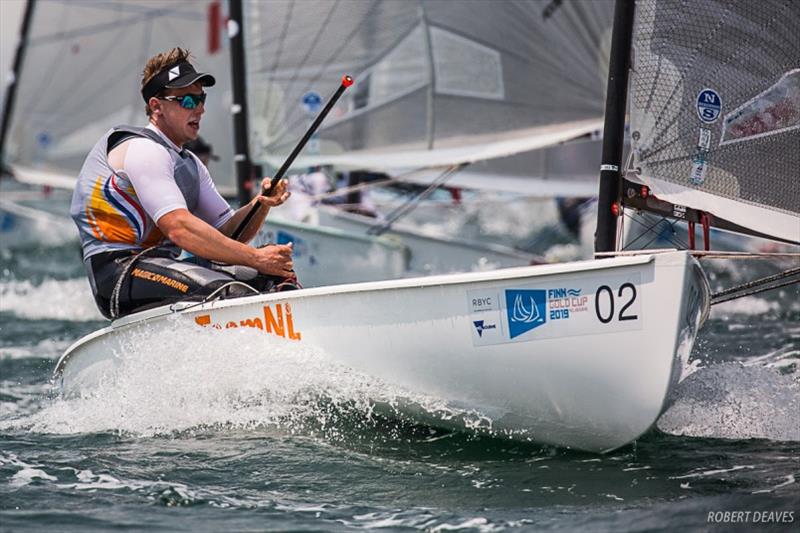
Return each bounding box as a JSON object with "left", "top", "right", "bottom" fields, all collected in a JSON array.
[
  {"left": 0, "top": 0, "right": 550, "bottom": 283},
  {"left": 2, "top": 0, "right": 235, "bottom": 191},
  {"left": 0, "top": 0, "right": 414, "bottom": 285},
  {"left": 239, "top": 0, "right": 616, "bottom": 263}
]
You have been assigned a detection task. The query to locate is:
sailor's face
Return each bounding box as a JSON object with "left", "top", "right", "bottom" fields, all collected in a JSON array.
[{"left": 158, "top": 82, "right": 205, "bottom": 145}]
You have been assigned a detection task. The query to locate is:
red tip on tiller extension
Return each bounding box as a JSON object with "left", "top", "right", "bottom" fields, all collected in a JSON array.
[{"left": 342, "top": 75, "right": 354, "bottom": 88}]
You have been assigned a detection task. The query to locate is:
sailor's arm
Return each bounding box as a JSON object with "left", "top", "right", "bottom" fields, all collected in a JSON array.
[
  {"left": 157, "top": 209, "right": 294, "bottom": 277},
  {"left": 218, "top": 177, "right": 290, "bottom": 242}
]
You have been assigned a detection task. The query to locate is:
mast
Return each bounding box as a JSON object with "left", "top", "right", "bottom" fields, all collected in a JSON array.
[
  {"left": 595, "top": 0, "right": 635, "bottom": 253},
  {"left": 228, "top": 0, "right": 253, "bottom": 206},
  {"left": 0, "top": 0, "right": 36, "bottom": 171}
]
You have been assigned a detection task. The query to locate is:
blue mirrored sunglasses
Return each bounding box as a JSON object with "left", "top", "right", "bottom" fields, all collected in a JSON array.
[{"left": 159, "top": 92, "right": 207, "bottom": 109}]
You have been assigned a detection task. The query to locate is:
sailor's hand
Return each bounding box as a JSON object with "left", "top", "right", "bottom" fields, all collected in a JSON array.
[
  {"left": 255, "top": 177, "right": 290, "bottom": 207},
  {"left": 251, "top": 242, "right": 294, "bottom": 276}
]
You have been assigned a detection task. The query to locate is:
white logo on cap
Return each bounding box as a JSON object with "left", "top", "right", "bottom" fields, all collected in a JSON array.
[{"left": 168, "top": 66, "right": 180, "bottom": 81}]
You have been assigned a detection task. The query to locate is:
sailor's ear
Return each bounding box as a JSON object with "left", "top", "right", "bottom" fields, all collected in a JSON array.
[{"left": 148, "top": 97, "right": 161, "bottom": 116}]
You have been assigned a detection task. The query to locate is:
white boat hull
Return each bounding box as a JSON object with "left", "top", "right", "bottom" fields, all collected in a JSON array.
[
  {"left": 257, "top": 217, "right": 409, "bottom": 287},
  {"left": 0, "top": 190, "right": 78, "bottom": 248},
  {"left": 55, "top": 251, "right": 709, "bottom": 452},
  {"left": 317, "top": 206, "right": 540, "bottom": 274}
]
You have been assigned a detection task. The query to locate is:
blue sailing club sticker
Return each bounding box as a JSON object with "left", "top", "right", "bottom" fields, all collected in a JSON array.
[
  {"left": 696, "top": 89, "right": 722, "bottom": 123},
  {"left": 505, "top": 289, "right": 547, "bottom": 339}
]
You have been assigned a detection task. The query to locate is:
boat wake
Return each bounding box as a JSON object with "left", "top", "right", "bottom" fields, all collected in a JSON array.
[
  {"left": 2, "top": 320, "right": 495, "bottom": 440},
  {"left": 658, "top": 359, "right": 800, "bottom": 442}
]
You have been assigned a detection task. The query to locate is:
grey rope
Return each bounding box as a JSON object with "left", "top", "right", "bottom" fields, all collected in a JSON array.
[
  {"left": 109, "top": 246, "right": 157, "bottom": 319},
  {"left": 367, "top": 163, "right": 464, "bottom": 236},
  {"left": 170, "top": 281, "right": 260, "bottom": 313},
  {"left": 710, "top": 266, "right": 800, "bottom": 306}
]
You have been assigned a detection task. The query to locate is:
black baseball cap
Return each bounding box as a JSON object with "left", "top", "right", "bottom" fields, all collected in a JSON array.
[{"left": 141, "top": 61, "right": 216, "bottom": 102}]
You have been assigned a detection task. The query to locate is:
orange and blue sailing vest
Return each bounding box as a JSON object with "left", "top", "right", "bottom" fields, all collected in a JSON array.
[{"left": 70, "top": 126, "right": 201, "bottom": 260}]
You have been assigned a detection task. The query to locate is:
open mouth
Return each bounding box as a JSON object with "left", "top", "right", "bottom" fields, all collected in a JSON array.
[{"left": 188, "top": 120, "right": 200, "bottom": 130}]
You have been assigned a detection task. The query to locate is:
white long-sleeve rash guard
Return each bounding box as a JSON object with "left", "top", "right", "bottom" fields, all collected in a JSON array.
[{"left": 116, "top": 126, "right": 233, "bottom": 230}]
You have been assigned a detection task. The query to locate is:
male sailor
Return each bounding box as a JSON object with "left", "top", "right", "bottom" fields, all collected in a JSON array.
[{"left": 70, "top": 47, "right": 294, "bottom": 319}]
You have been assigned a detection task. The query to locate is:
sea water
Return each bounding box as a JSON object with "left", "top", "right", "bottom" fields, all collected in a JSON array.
[{"left": 1, "top": 239, "right": 798, "bottom": 532}]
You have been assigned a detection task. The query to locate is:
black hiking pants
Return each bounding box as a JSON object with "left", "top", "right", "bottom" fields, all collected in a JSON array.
[{"left": 86, "top": 248, "right": 291, "bottom": 319}]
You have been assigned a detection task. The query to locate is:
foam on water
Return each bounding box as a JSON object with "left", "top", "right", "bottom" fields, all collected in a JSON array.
[
  {"left": 710, "top": 296, "right": 781, "bottom": 317},
  {"left": 658, "top": 362, "right": 800, "bottom": 441},
  {"left": 0, "top": 278, "right": 102, "bottom": 321},
  {"left": 0, "top": 337, "right": 74, "bottom": 360},
  {"left": 2, "top": 319, "right": 482, "bottom": 438}
]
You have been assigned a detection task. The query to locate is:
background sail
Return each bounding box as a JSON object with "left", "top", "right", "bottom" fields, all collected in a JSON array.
[
  {"left": 4, "top": 0, "right": 237, "bottom": 195},
  {"left": 629, "top": 0, "right": 799, "bottom": 243},
  {"left": 244, "top": 0, "right": 613, "bottom": 180}
]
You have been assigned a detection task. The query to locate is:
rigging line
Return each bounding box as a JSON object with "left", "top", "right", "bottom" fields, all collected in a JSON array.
[
  {"left": 555, "top": 0, "right": 609, "bottom": 94},
  {"left": 130, "top": 10, "right": 155, "bottom": 125},
  {"left": 711, "top": 276, "right": 799, "bottom": 306},
  {"left": 19, "top": 0, "right": 70, "bottom": 122},
  {"left": 264, "top": 0, "right": 383, "bottom": 141},
  {"left": 55, "top": 0, "right": 204, "bottom": 17},
  {"left": 312, "top": 176, "right": 396, "bottom": 202},
  {"left": 47, "top": 55, "right": 143, "bottom": 125},
  {"left": 38, "top": 11, "right": 141, "bottom": 120},
  {"left": 367, "top": 163, "right": 464, "bottom": 236},
  {"left": 21, "top": 7, "right": 170, "bottom": 127},
  {"left": 711, "top": 266, "right": 800, "bottom": 300},
  {"left": 277, "top": 0, "right": 333, "bottom": 85},
  {"left": 695, "top": 251, "right": 800, "bottom": 259},
  {"left": 262, "top": 0, "right": 338, "bottom": 137},
  {"left": 622, "top": 211, "right": 688, "bottom": 250},
  {"left": 260, "top": 0, "right": 295, "bottom": 139},
  {"left": 261, "top": 18, "right": 425, "bottom": 148},
  {"left": 47, "top": 7, "right": 151, "bottom": 120},
  {"left": 309, "top": 165, "right": 456, "bottom": 202},
  {"left": 643, "top": 218, "right": 688, "bottom": 250},
  {"left": 170, "top": 281, "right": 260, "bottom": 313},
  {"left": 28, "top": 8, "right": 199, "bottom": 47},
  {"left": 620, "top": 212, "right": 667, "bottom": 249}
]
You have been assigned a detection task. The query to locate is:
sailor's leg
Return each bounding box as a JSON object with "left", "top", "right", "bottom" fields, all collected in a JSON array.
[
  {"left": 88, "top": 253, "right": 251, "bottom": 318},
  {"left": 210, "top": 262, "right": 301, "bottom": 292}
]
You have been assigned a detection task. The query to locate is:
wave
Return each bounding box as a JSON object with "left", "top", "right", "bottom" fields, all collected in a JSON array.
[
  {"left": 0, "top": 338, "right": 75, "bottom": 361},
  {"left": 710, "top": 296, "right": 781, "bottom": 317},
  {"left": 0, "top": 278, "right": 103, "bottom": 321},
  {"left": 1, "top": 321, "right": 490, "bottom": 439},
  {"left": 658, "top": 361, "right": 800, "bottom": 442}
]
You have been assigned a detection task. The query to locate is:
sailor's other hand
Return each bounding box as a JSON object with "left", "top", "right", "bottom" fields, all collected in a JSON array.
[
  {"left": 255, "top": 177, "right": 290, "bottom": 208},
  {"left": 251, "top": 242, "right": 294, "bottom": 277}
]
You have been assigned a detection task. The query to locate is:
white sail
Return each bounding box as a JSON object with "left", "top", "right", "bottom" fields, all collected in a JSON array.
[
  {"left": 244, "top": 0, "right": 614, "bottom": 184},
  {"left": 3, "top": 0, "right": 237, "bottom": 194},
  {"left": 628, "top": 0, "right": 799, "bottom": 243}
]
